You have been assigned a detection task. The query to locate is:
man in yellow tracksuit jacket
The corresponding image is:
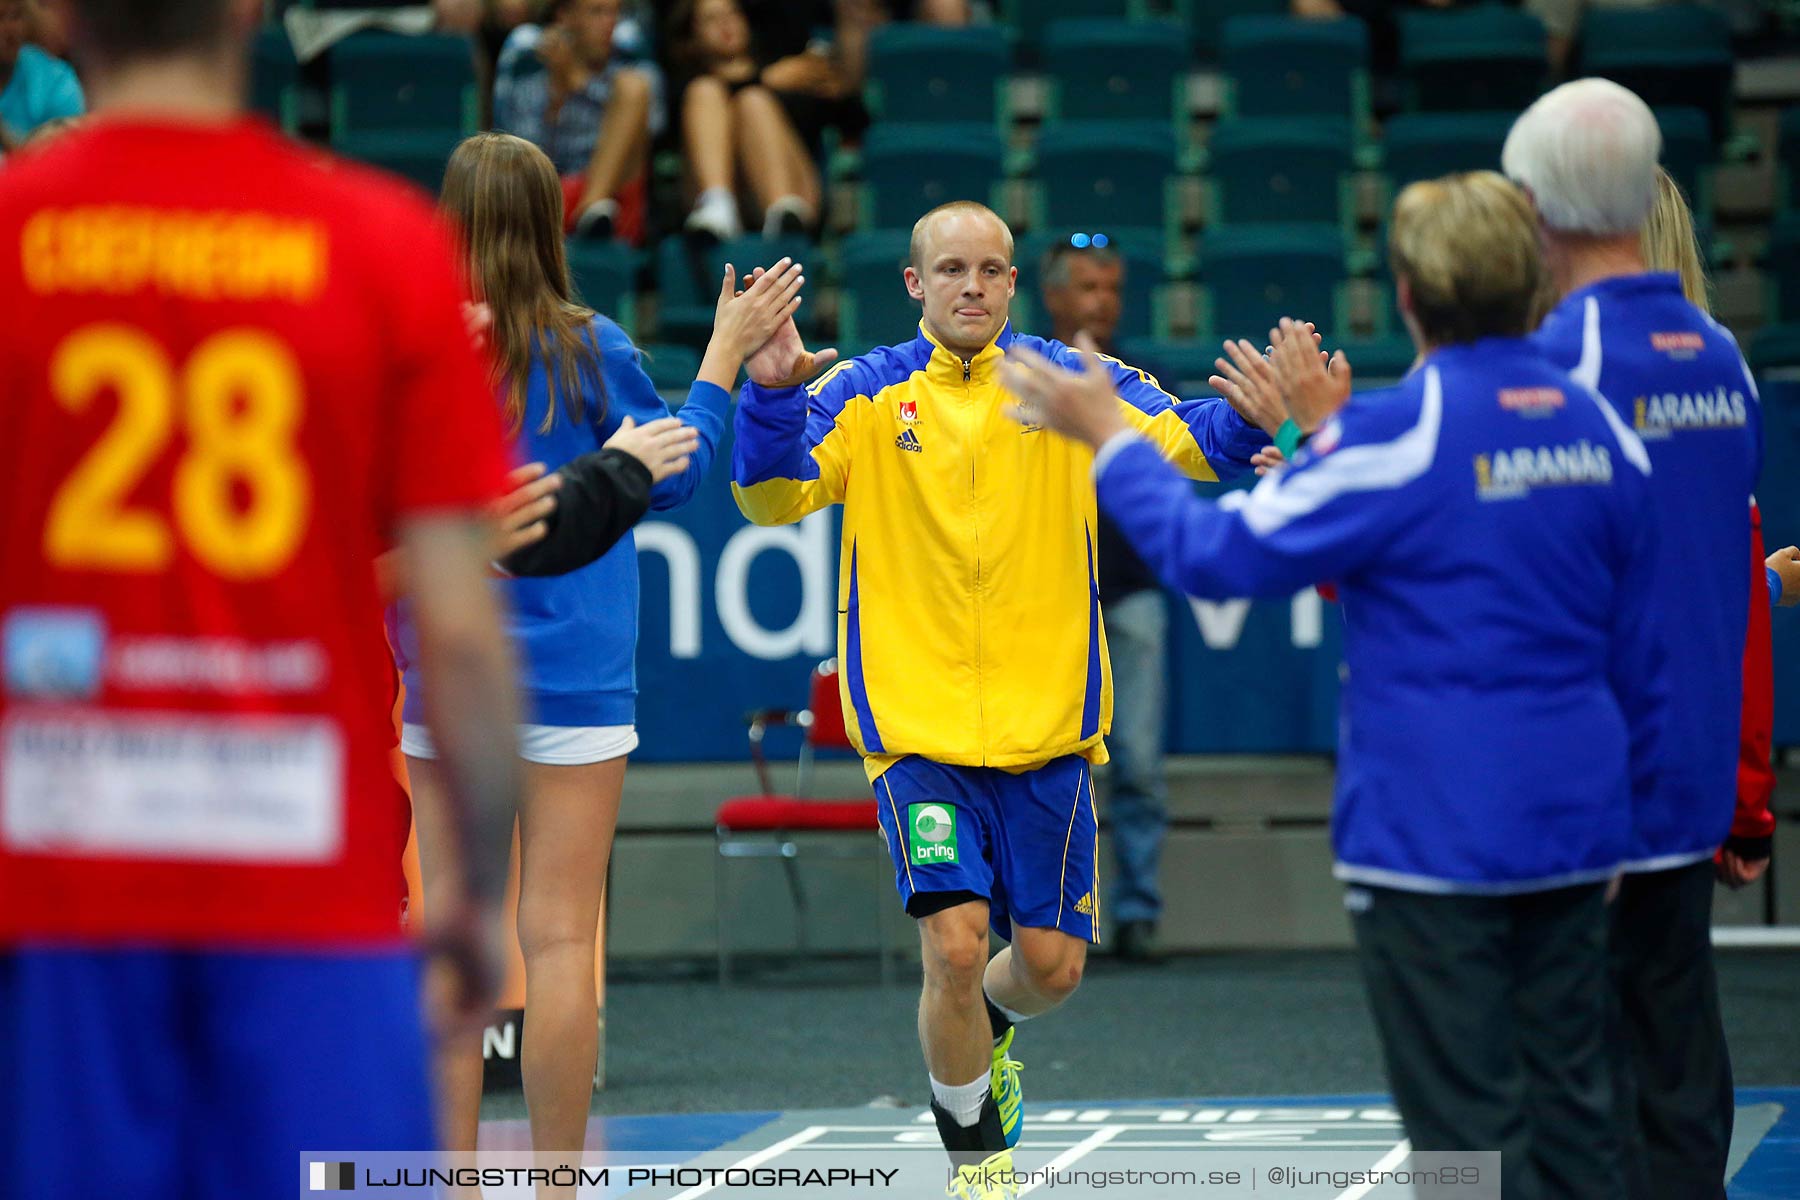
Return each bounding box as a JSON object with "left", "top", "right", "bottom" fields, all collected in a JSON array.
[{"left": 729, "top": 202, "right": 1268, "bottom": 1197}]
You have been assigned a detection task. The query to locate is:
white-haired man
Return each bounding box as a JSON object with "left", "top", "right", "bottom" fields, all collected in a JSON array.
[{"left": 1506, "top": 78, "right": 1761, "bottom": 1200}]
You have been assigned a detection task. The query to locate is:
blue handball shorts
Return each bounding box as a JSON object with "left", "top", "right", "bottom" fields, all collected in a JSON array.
[
  {"left": 871, "top": 754, "right": 1101, "bottom": 943},
  {"left": 0, "top": 946, "right": 435, "bottom": 1200}
]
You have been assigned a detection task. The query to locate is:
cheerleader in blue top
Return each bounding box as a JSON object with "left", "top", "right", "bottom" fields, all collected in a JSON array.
[{"left": 400, "top": 132, "right": 808, "bottom": 1159}]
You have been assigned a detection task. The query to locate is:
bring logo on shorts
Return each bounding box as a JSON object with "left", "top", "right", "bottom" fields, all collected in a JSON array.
[{"left": 908, "top": 803, "right": 958, "bottom": 866}]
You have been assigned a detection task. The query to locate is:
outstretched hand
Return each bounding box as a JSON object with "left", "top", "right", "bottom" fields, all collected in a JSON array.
[
  {"left": 713, "top": 259, "right": 807, "bottom": 360},
  {"left": 1209, "top": 322, "right": 1325, "bottom": 438},
  {"left": 1000, "top": 332, "right": 1130, "bottom": 450},
  {"left": 743, "top": 281, "right": 839, "bottom": 387},
  {"left": 1269, "top": 318, "right": 1352, "bottom": 433}
]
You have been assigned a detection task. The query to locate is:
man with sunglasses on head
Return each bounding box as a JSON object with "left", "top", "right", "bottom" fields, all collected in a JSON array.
[{"left": 1037, "top": 235, "right": 1172, "bottom": 965}]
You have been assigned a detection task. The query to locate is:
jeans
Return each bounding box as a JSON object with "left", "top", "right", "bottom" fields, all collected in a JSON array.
[{"left": 1100, "top": 589, "right": 1168, "bottom": 926}]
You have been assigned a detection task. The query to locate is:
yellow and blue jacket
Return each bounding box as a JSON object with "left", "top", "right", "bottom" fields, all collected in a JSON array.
[{"left": 731, "top": 323, "right": 1264, "bottom": 778}]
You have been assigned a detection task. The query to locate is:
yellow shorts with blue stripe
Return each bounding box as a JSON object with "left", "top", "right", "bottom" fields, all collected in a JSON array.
[{"left": 871, "top": 754, "right": 1101, "bottom": 943}]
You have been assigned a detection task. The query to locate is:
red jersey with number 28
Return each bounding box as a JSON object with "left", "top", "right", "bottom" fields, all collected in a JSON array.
[{"left": 0, "top": 117, "right": 506, "bottom": 947}]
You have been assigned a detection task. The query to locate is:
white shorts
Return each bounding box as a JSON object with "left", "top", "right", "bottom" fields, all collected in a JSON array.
[{"left": 400, "top": 722, "right": 638, "bottom": 766}]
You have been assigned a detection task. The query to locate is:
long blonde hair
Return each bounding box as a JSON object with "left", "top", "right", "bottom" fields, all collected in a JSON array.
[
  {"left": 441, "top": 132, "right": 604, "bottom": 435},
  {"left": 1641, "top": 166, "right": 1711, "bottom": 314}
]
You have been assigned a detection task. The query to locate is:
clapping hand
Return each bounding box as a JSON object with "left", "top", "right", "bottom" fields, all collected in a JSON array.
[
  {"left": 1269, "top": 318, "right": 1353, "bottom": 434},
  {"left": 738, "top": 263, "right": 840, "bottom": 389}
]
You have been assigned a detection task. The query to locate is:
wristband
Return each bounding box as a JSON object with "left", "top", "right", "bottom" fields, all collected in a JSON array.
[{"left": 1273, "top": 418, "right": 1307, "bottom": 459}]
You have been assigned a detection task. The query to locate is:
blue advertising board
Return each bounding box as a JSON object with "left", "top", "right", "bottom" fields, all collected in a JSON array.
[{"left": 634, "top": 374, "right": 1800, "bottom": 763}]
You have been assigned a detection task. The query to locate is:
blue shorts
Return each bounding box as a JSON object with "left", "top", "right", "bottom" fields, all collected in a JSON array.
[
  {"left": 872, "top": 755, "right": 1101, "bottom": 943},
  {"left": 0, "top": 946, "right": 434, "bottom": 1200}
]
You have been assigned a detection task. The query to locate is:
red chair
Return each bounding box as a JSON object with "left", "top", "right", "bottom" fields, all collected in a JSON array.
[{"left": 714, "top": 659, "right": 895, "bottom": 984}]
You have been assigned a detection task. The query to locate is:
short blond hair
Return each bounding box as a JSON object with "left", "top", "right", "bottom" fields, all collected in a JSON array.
[
  {"left": 1389, "top": 171, "right": 1543, "bottom": 347},
  {"left": 1640, "top": 166, "right": 1710, "bottom": 314},
  {"left": 909, "top": 201, "right": 1014, "bottom": 269}
]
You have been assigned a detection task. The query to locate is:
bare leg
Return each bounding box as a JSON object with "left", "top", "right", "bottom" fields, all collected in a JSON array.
[
  {"left": 917, "top": 901, "right": 994, "bottom": 1086},
  {"left": 730, "top": 85, "right": 819, "bottom": 219},
  {"left": 983, "top": 925, "right": 1087, "bottom": 1019},
  {"left": 572, "top": 68, "right": 653, "bottom": 215},
  {"left": 681, "top": 75, "right": 735, "bottom": 196},
  {"left": 916, "top": 0, "right": 971, "bottom": 24},
  {"left": 515, "top": 755, "right": 626, "bottom": 1184},
  {"left": 408, "top": 753, "right": 490, "bottom": 1160}
]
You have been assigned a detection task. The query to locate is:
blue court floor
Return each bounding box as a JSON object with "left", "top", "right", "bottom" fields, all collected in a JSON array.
[{"left": 473, "top": 1089, "right": 1799, "bottom": 1198}]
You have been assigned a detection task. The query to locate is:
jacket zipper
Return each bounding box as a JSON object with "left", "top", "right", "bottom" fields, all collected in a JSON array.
[{"left": 965, "top": 354, "right": 985, "bottom": 754}]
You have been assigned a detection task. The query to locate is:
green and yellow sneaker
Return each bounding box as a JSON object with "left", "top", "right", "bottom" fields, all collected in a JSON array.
[
  {"left": 947, "top": 1149, "right": 1019, "bottom": 1200},
  {"left": 990, "top": 1028, "right": 1024, "bottom": 1148}
]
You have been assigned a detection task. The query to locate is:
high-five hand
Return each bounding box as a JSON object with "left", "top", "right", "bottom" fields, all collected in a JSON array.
[
  {"left": 741, "top": 264, "right": 839, "bottom": 389},
  {"left": 698, "top": 259, "right": 813, "bottom": 391},
  {"left": 1269, "top": 318, "right": 1352, "bottom": 433}
]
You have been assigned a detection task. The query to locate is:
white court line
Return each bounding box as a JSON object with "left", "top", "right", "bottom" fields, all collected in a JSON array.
[
  {"left": 1334, "top": 1139, "right": 1411, "bottom": 1200},
  {"left": 792, "top": 1139, "right": 1402, "bottom": 1151},
  {"left": 666, "top": 1125, "right": 829, "bottom": 1200},
  {"left": 1017, "top": 1124, "right": 1126, "bottom": 1196},
  {"left": 1713, "top": 926, "right": 1800, "bottom": 948}
]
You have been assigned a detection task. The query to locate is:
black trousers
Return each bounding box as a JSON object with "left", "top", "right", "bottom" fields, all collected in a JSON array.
[
  {"left": 1349, "top": 881, "right": 1623, "bottom": 1200},
  {"left": 1611, "top": 860, "right": 1734, "bottom": 1200}
]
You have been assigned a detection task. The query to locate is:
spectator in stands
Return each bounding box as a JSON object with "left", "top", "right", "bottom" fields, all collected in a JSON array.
[
  {"left": 26, "top": 0, "right": 67, "bottom": 60},
  {"left": 493, "top": 0, "right": 662, "bottom": 242},
  {"left": 1289, "top": 0, "right": 1462, "bottom": 75},
  {"left": 0, "top": 0, "right": 82, "bottom": 153},
  {"left": 1527, "top": 0, "right": 1667, "bottom": 74},
  {"left": 666, "top": 0, "right": 868, "bottom": 240},
  {"left": 1038, "top": 238, "right": 1170, "bottom": 965}
]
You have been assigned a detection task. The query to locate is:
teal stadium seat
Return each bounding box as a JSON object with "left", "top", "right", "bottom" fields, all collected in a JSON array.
[
  {"left": 1750, "top": 326, "right": 1800, "bottom": 374},
  {"left": 652, "top": 237, "right": 715, "bottom": 351},
  {"left": 1199, "top": 224, "right": 1346, "bottom": 342},
  {"left": 1780, "top": 107, "right": 1800, "bottom": 212},
  {"left": 1653, "top": 106, "right": 1715, "bottom": 226},
  {"left": 1179, "top": 0, "right": 1288, "bottom": 61},
  {"left": 859, "top": 124, "right": 1004, "bottom": 231},
  {"left": 1002, "top": 0, "right": 1141, "bottom": 58},
  {"left": 1398, "top": 6, "right": 1548, "bottom": 113},
  {"left": 1334, "top": 336, "right": 1419, "bottom": 387},
  {"left": 329, "top": 32, "right": 478, "bottom": 136},
  {"left": 1768, "top": 214, "right": 1800, "bottom": 324},
  {"left": 1379, "top": 112, "right": 1514, "bottom": 190},
  {"left": 637, "top": 343, "right": 703, "bottom": 394},
  {"left": 565, "top": 241, "right": 640, "bottom": 336},
  {"left": 1220, "top": 17, "right": 1368, "bottom": 125},
  {"left": 837, "top": 231, "right": 923, "bottom": 353},
  {"left": 1014, "top": 230, "right": 1167, "bottom": 341},
  {"left": 1206, "top": 117, "right": 1355, "bottom": 228},
  {"left": 1580, "top": 5, "right": 1733, "bottom": 143},
  {"left": 251, "top": 26, "right": 300, "bottom": 134},
  {"left": 1034, "top": 120, "right": 1180, "bottom": 233},
  {"left": 329, "top": 33, "right": 478, "bottom": 194},
  {"left": 864, "top": 25, "right": 1011, "bottom": 129},
  {"left": 1043, "top": 20, "right": 1190, "bottom": 122}
]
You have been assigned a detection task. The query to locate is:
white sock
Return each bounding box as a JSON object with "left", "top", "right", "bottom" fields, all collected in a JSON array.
[{"left": 930, "top": 1070, "right": 993, "bottom": 1128}]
